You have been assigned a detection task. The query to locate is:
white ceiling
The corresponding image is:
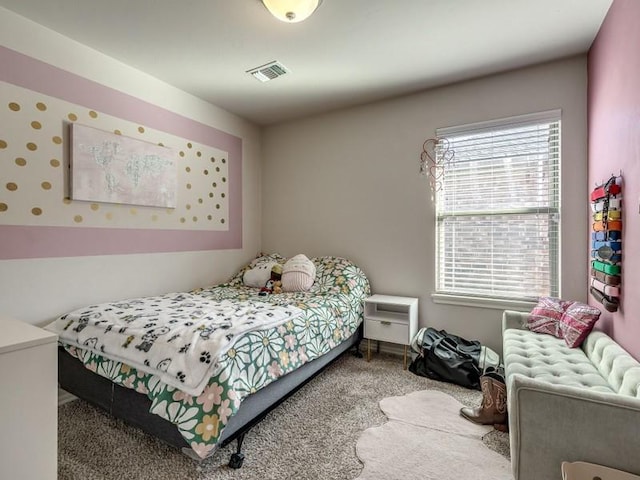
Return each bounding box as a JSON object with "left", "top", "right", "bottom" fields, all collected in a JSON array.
[{"left": 0, "top": 0, "right": 613, "bottom": 125}]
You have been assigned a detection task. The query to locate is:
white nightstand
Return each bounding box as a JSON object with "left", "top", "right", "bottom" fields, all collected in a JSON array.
[{"left": 363, "top": 294, "right": 418, "bottom": 369}]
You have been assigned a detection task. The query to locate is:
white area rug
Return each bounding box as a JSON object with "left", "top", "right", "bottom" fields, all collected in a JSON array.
[{"left": 355, "top": 390, "right": 512, "bottom": 480}]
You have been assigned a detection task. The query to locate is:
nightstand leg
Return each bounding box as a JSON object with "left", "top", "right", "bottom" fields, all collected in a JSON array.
[
  {"left": 403, "top": 345, "right": 408, "bottom": 370},
  {"left": 367, "top": 338, "right": 371, "bottom": 362}
]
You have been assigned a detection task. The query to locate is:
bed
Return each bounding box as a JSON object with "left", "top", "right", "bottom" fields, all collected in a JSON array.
[{"left": 48, "top": 254, "right": 370, "bottom": 467}]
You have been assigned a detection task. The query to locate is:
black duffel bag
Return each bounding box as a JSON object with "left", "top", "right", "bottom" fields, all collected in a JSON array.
[{"left": 408, "top": 327, "right": 482, "bottom": 390}]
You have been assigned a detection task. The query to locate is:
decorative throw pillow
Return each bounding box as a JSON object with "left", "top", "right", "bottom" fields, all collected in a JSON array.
[
  {"left": 282, "top": 254, "right": 316, "bottom": 292},
  {"left": 527, "top": 297, "right": 568, "bottom": 338},
  {"left": 228, "top": 253, "right": 286, "bottom": 286},
  {"left": 243, "top": 261, "right": 278, "bottom": 288},
  {"left": 559, "top": 302, "right": 601, "bottom": 348},
  {"left": 527, "top": 297, "right": 601, "bottom": 348}
]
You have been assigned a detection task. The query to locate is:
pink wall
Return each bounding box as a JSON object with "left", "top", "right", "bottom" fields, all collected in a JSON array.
[{"left": 588, "top": 0, "right": 640, "bottom": 358}]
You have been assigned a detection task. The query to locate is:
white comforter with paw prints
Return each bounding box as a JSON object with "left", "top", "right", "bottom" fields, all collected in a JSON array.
[{"left": 46, "top": 292, "right": 302, "bottom": 395}]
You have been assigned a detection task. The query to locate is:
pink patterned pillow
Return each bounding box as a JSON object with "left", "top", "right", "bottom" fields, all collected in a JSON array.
[
  {"left": 527, "top": 297, "right": 569, "bottom": 338},
  {"left": 559, "top": 302, "right": 601, "bottom": 348},
  {"left": 527, "top": 297, "right": 601, "bottom": 348}
]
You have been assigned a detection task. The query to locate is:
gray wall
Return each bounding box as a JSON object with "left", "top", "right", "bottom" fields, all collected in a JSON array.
[{"left": 262, "top": 57, "right": 589, "bottom": 355}]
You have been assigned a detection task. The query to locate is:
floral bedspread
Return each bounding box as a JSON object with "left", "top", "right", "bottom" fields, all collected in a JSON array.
[{"left": 61, "top": 256, "right": 370, "bottom": 459}]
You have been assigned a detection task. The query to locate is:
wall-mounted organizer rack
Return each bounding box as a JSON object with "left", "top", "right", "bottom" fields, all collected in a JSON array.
[{"left": 590, "top": 175, "right": 622, "bottom": 312}]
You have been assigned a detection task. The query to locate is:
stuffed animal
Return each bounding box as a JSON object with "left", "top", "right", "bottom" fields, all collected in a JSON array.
[
  {"left": 272, "top": 280, "right": 283, "bottom": 294},
  {"left": 281, "top": 254, "right": 316, "bottom": 292},
  {"left": 243, "top": 261, "right": 277, "bottom": 288},
  {"left": 259, "top": 264, "right": 283, "bottom": 296},
  {"left": 259, "top": 279, "right": 275, "bottom": 296}
]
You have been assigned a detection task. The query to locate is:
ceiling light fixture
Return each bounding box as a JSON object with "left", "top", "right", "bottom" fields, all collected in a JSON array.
[{"left": 261, "top": 0, "right": 321, "bottom": 23}]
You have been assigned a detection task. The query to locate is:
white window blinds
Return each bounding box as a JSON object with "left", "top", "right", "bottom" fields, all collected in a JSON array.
[{"left": 435, "top": 110, "right": 561, "bottom": 301}]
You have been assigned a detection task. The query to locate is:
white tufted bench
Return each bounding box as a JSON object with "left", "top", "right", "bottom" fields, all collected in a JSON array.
[{"left": 502, "top": 310, "right": 640, "bottom": 480}]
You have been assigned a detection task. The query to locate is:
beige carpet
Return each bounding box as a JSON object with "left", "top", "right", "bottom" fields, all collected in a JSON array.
[
  {"left": 356, "top": 390, "right": 512, "bottom": 480},
  {"left": 58, "top": 353, "right": 510, "bottom": 479}
]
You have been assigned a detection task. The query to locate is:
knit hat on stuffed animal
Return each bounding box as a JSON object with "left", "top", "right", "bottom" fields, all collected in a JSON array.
[{"left": 282, "top": 254, "right": 316, "bottom": 292}]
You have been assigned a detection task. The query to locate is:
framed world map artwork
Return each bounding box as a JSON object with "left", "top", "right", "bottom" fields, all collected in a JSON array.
[{"left": 70, "top": 123, "right": 177, "bottom": 208}]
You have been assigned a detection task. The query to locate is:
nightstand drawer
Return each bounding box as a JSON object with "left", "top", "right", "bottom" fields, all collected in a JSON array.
[{"left": 364, "top": 319, "right": 409, "bottom": 345}]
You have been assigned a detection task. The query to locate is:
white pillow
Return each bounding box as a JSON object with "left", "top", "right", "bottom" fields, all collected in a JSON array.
[
  {"left": 282, "top": 254, "right": 316, "bottom": 292},
  {"left": 243, "top": 261, "right": 277, "bottom": 288}
]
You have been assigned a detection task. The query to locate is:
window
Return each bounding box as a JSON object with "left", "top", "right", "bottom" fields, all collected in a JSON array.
[{"left": 435, "top": 110, "right": 560, "bottom": 303}]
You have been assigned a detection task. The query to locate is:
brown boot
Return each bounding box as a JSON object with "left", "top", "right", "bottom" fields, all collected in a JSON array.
[
  {"left": 460, "top": 372, "right": 508, "bottom": 428},
  {"left": 491, "top": 372, "right": 509, "bottom": 432}
]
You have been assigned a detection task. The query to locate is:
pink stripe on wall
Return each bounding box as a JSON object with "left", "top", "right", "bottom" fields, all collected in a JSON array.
[
  {"left": 0, "top": 46, "right": 242, "bottom": 260},
  {"left": 2, "top": 225, "right": 240, "bottom": 259}
]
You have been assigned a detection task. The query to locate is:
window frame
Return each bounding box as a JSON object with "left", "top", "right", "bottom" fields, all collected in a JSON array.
[{"left": 432, "top": 110, "right": 561, "bottom": 309}]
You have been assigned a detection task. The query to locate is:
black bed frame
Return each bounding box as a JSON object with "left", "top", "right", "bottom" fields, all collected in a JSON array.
[{"left": 58, "top": 325, "right": 363, "bottom": 468}]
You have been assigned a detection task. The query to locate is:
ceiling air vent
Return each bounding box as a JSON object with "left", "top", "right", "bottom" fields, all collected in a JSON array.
[{"left": 247, "top": 61, "right": 289, "bottom": 82}]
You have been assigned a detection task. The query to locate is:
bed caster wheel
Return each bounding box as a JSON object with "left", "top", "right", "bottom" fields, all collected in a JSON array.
[{"left": 229, "top": 452, "right": 245, "bottom": 469}]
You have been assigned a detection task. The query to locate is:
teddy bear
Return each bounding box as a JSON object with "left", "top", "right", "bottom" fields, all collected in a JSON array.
[{"left": 259, "top": 264, "right": 283, "bottom": 296}]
